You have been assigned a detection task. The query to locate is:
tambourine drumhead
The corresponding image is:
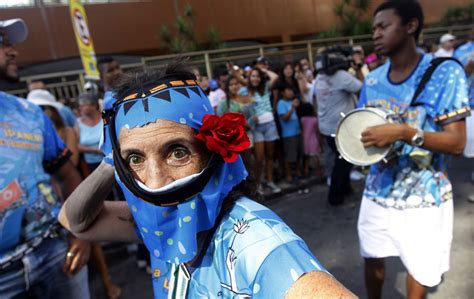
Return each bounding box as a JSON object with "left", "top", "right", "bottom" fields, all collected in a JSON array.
[{"left": 335, "top": 108, "right": 392, "bottom": 166}]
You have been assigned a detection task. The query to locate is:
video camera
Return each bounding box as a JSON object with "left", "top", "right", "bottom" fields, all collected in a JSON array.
[{"left": 314, "top": 46, "right": 354, "bottom": 75}]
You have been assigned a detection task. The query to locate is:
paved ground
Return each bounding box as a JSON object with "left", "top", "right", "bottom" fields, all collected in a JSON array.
[{"left": 89, "top": 157, "right": 474, "bottom": 298}]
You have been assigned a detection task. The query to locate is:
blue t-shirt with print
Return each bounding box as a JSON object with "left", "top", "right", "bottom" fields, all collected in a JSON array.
[
  {"left": 454, "top": 41, "right": 474, "bottom": 66},
  {"left": 454, "top": 41, "right": 474, "bottom": 107},
  {"left": 358, "top": 54, "right": 470, "bottom": 209},
  {"left": 277, "top": 99, "right": 301, "bottom": 138},
  {"left": 149, "top": 197, "right": 326, "bottom": 298},
  {"left": 0, "top": 91, "right": 69, "bottom": 259}
]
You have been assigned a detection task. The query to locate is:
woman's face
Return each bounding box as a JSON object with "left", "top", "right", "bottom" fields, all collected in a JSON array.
[
  {"left": 283, "top": 64, "right": 294, "bottom": 78},
  {"left": 249, "top": 70, "right": 261, "bottom": 87},
  {"left": 79, "top": 103, "right": 98, "bottom": 116},
  {"left": 228, "top": 78, "right": 240, "bottom": 96},
  {"left": 42, "top": 106, "right": 55, "bottom": 119},
  {"left": 119, "top": 119, "right": 209, "bottom": 189}
]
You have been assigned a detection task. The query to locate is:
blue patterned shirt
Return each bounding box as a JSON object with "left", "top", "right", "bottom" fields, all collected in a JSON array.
[
  {"left": 358, "top": 55, "right": 470, "bottom": 209},
  {"left": 0, "top": 92, "right": 68, "bottom": 259},
  {"left": 149, "top": 197, "right": 326, "bottom": 298}
]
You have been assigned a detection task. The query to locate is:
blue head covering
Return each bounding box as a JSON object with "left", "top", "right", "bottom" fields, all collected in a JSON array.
[{"left": 107, "top": 78, "right": 248, "bottom": 263}]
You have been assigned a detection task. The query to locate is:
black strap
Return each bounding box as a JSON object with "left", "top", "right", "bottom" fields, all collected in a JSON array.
[
  {"left": 410, "top": 57, "right": 463, "bottom": 107},
  {"left": 187, "top": 198, "right": 235, "bottom": 269}
]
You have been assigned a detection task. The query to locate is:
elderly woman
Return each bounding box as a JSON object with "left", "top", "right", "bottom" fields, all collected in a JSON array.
[
  {"left": 77, "top": 93, "right": 104, "bottom": 173},
  {"left": 59, "top": 63, "right": 355, "bottom": 298}
]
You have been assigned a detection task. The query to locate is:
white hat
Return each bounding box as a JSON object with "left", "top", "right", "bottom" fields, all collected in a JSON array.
[
  {"left": 0, "top": 19, "right": 28, "bottom": 44},
  {"left": 440, "top": 33, "right": 456, "bottom": 44},
  {"left": 27, "top": 89, "right": 62, "bottom": 111}
]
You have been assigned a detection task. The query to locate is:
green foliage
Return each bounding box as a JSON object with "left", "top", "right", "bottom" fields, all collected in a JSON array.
[
  {"left": 318, "top": 25, "right": 342, "bottom": 39},
  {"left": 159, "top": 3, "right": 225, "bottom": 53},
  {"left": 159, "top": 25, "right": 171, "bottom": 44},
  {"left": 183, "top": 3, "right": 193, "bottom": 18},
  {"left": 207, "top": 26, "right": 226, "bottom": 50},
  {"left": 333, "top": 2, "right": 346, "bottom": 18},
  {"left": 353, "top": 0, "right": 371, "bottom": 11},
  {"left": 320, "top": 0, "right": 372, "bottom": 38},
  {"left": 441, "top": 1, "right": 474, "bottom": 25}
]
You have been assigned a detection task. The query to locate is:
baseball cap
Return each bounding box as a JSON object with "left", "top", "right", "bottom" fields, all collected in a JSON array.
[
  {"left": 440, "top": 33, "right": 455, "bottom": 44},
  {"left": 27, "top": 89, "right": 62, "bottom": 111},
  {"left": 365, "top": 53, "right": 378, "bottom": 64},
  {"left": 0, "top": 19, "right": 28, "bottom": 44},
  {"left": 84, "top": 81, "right": 99, "bottom": 93},
  {"left": 256, "top": 56, "right": 269, "bottom": 65},
  {"left": 209, "top": 79, "right": 219, "bottom": 91}
]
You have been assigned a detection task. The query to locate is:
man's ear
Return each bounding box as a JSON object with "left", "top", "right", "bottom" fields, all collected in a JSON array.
[{"left": 406, "top": 18, "right": 419, "bottom": 37}]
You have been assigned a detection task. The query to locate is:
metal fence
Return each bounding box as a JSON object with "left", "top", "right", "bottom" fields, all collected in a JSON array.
[{"left": 10, "top": 24, "right": 473, "bottom": 100}]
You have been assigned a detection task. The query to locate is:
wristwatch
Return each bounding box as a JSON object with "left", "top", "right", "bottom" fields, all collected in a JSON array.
[{"left": 411, "top": 128, "right": 425, "bottom": 147}]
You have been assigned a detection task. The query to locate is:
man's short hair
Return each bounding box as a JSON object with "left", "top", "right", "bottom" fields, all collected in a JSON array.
[
  {"left": 214, "top": 68, "right": 229, "bottom": 80},
  {"left": 374, "top": 0, "right": 424, "bottom": 41},
  {"left": 97, "top": 56, "right": 116, "bottom": 73}
]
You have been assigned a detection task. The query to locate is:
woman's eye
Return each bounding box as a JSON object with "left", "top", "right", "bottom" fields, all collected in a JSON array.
[
  {"left": 127, "top": 154, "right": 144, "bottom": 166},
  {"left": 168, "top": 146, "right": 191, "bottom": 165},
  {"left": 172, "top": 147, "right": 190, "bottom": 160}
]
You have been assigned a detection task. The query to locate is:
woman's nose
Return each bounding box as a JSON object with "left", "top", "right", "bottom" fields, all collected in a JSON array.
[{"left": 144, "top": 163, "right": 174, "bottom": 189}]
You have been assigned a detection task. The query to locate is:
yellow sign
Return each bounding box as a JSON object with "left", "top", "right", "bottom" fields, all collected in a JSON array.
[{"left": 69, "top": 0, "right": 100, "bottom": 80}]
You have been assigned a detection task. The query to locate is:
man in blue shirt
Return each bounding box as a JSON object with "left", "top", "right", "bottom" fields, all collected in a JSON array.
[
  {"left": 0, "top": 18, "right": 90, "bottom": 298},
  {"left": 97, "top": 56, "right": 124, "bottom": 110},
  {"left": 357, "top": 2, "right": 470, "bottom": 299}
]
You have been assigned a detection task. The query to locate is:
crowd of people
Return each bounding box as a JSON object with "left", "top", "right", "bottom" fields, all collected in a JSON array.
[{"left": 0, "top": 0, "right": 473, "bottom": 298}]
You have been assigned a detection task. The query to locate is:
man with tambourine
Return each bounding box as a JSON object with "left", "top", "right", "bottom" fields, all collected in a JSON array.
[{"left": 335, "top": 1, "right": 471, "bottom": 298}]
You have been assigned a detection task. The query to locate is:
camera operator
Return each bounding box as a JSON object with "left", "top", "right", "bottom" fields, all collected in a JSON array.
[
  {"left": 348, "top": 46, "right": 369, "bottom": 81},
  {"left": 314, "top": 48, "right": 363, "bottom": 205}
]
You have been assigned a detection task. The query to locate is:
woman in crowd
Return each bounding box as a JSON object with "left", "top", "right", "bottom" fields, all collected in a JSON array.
[
  {"left": 272, "top": 62, "right": 304, "bottom": 108},
  {"left": 299, "top": 67, "right": 317, "bottom": 106},
  {"left": 27, "top": 90, "right": 79, "bottom": 167},
  {"left": 77, "top": 93, "right": 104, "bottom": 173},
  {"left": 242, "top": 67, "right": 281, "bottom": 193},
  {"left": 59, "top": 62, "right": 356, "bottom": 298},
  {"left": 218, "top": 75, "right": 256, "bottom": 174},
  {"left": 298, "top": 101, "right": 323, "bottom": 178}
]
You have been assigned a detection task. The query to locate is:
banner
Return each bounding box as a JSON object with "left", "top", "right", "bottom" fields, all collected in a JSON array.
[{"left": 69, "top": 0, "right": 100, "bottom": 80}]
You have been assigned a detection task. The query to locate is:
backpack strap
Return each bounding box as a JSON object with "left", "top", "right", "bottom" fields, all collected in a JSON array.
[{"left": 410, "top": 57, "right": 463, "bottom": 107}]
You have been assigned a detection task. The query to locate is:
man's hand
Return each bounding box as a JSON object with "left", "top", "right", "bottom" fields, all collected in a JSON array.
[
  {"left": 63, "top": 234, "right": 91, "bottom": 276},
  {"left": 361, "top": 123, "right": 412, "bottom": 148}
]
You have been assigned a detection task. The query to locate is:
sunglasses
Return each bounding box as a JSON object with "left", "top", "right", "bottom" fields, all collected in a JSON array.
[{"left": 0, "top": 35, "right": 12, "bottom": 48}]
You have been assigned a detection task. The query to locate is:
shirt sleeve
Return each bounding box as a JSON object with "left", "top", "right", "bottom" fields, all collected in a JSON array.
[
  {"left": 422, "top": 60, "right": 471, "bottom": 125},
  {"left": 238, "top": 86, "right": 249, "bottom": 96},
  {"left": 42, "top": 113, "right": 71, "bottom": 174},
  {"left": 357, "top": 82, "right": 368, "bottom": 108},
  {"left": 339, "top": 70, "right": 363, "bottom": 93},
  {"left": 277, "top": 100, "right": 287, "bottom": 116},
  {"left": 217, "top": 100, "right": 226, "bottom": 116},
  {"left": 59, "top": 106, "right": 78, "bottom": 128},
  {"left": 252, "top": 240, "right": 327, "bottom": 299}
]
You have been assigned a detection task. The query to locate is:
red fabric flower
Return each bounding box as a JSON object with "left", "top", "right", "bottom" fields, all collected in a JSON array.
[{"left": 195, "top": 112, "right": 251, "bottom": 163}]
